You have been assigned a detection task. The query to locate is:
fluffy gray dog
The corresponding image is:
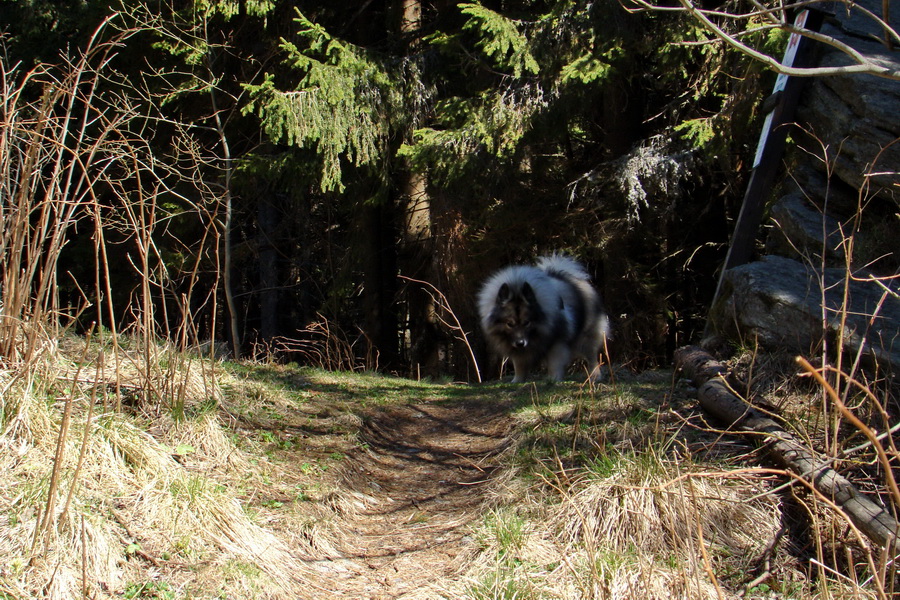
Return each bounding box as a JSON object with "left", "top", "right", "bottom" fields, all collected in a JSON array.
[{"left": 478, "top": 255, "right": 610, "bottom": 383}]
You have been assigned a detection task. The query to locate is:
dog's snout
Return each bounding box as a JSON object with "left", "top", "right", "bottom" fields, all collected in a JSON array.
[{"left": 513, "top": 338, "right": 528, "bottom": 349}]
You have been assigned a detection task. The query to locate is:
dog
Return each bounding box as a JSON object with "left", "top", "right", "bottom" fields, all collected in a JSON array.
[{"left": 477, "top": 254, "right": 610, "bottom": 383}]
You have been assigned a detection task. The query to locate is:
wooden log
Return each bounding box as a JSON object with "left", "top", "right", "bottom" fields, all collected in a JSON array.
[{"left": 674, "top": 345, "right": 900, "bottom": 550}]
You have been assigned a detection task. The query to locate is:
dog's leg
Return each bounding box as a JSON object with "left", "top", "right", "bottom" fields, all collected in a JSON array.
[
  {"left": 586, "top": 360, "right": 606, "bottom": 382},
  {"left": 511, "top": 356, "right": 531, "bottom": 383},
  {"left": 546, "top": 344, "right": 572, "bottom": 382},
  {"left": 589, "top": 334, "right": 610, "bottom": 382}
]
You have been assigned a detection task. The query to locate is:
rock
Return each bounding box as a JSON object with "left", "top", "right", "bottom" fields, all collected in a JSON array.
[
  {"left": 794, "top": 0, "right": 900, "bottom": 200},
  {"left": 826, "top": 0, "right": 898, "bottom": 43},
  {"left": 715, "top": 0, "right": 900, "bottom": 378},
  {"left": 709, "top": 255, "right": 900, "bottom": 378},
  {"left": 778, "top": 163, "right": 860, "bottom": 217},
  {"left": 765, "top": 193, "right": 846, "bottom": 265}
]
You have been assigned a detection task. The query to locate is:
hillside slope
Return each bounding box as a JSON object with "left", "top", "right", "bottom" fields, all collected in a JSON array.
[{"left": 0, "top": 350, "right": 891, "bottom": 599}]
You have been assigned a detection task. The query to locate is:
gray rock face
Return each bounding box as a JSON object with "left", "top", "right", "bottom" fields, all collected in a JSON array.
[
  {"left": 712, "top": 1, "right": 900, "bottom": 376},
  {"left": 765, "top": 193, "right": 846, "bottom": 265},
  {"left": 795, "top": 1, "right": 900, "bottom": 200},
  {"left": 706, "top": 1, "right": 900, "bottom": 373},
  {"left": 709, "top": 256, "right": 900, "bottom": 377}
]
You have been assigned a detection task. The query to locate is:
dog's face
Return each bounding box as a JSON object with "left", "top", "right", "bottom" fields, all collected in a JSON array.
[{"left": 488, "top": 282, "right": 541, "bottom": 351}]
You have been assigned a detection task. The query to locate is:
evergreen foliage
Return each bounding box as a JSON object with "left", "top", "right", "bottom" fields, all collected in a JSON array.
[
  {"left": 1, "top": 0, "right": 774, "bottom": 373},
  {"left": 193, "top": 0, "right": 276, "bottom": 18},
  {"left": 458, "top": 3, "right": 539, "bottom": 77},
  {"left": 243, "top": 10, "right": 417, "bottom": 192}
]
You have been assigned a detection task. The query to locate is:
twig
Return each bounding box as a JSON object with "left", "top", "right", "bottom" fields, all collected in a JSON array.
[
  {"left": 796, "top": 355, "right": 900, "bottom": 515},
  {"left": 398, "top": 274, "right": 482, "bottom": 382},
  {"left": 675, "top": 345, "right": 900, "bottom": 550},
  {"left": 625, "top": 0, "right": 900, "bottom": 80}
]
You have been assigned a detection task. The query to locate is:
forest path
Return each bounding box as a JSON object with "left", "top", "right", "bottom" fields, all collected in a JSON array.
[{"left": 308, "top": 398, "right": 516, "bottom": 598}]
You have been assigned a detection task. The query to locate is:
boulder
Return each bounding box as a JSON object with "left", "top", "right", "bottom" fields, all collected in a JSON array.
[
  {"left": 709, "top": 255, "right": 900, "bottom": 378},
  {"left": 765, "top": 193, "right": 846, "bottom": 265},
  {"left": 778, "top": 163, "right": 861, "bottom": 218},
  {"left": 712, "top": 0, "right": 900, "bottom": 375},
  {"left": 795, "top": 0, "right": 900, "bottom": 200}
]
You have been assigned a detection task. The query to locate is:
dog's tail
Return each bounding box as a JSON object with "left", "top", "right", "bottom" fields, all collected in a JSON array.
[{"left": 536, "top": 254, "right": 590, "bottom": 281}]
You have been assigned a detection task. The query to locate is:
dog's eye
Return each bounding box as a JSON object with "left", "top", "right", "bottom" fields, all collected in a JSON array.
[{"left": 505, "top": 320, "right": 515, "bottom": 328}]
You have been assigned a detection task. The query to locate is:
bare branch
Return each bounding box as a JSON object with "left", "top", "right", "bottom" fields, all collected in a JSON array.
[{"left": 625, "top": 0, "right": 900, "bottom": 80}]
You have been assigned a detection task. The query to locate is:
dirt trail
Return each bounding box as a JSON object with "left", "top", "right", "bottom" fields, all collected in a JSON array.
[{"left": 311, "top": 399, "right": 515, "bottom": 599}]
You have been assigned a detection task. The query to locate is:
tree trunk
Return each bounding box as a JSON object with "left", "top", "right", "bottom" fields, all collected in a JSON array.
[
  {"left": 361, "top": 202, "right": 399, "bottom": 369},
  {"left": 207, "top": 41, "right": 241, "bottom": 359},
  {"left": 394, "top": 0, "right": 441, "bottom": 375},
  {"left": 257, "top": 195, "right": 279, "bottom": 343},
  {"left": 400, "top": 170, "right": 441, "bottom": 374}
]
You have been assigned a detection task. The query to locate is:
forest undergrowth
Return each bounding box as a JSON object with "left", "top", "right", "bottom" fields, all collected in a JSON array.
[
  {"left": 3, "top": 5, "right": 899, "bottom": 599},
  {"left": 1, "top": 330, "right": 898, "bottom": 599}
]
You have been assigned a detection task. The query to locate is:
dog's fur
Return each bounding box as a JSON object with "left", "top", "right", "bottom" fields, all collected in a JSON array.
[{"left": 478, "top": 255, "right": 610, "bottom": 383}]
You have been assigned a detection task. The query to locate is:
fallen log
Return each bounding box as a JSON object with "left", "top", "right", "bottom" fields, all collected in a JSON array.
[{"left": 674, "top": 345, "right": 900, "bottom": 550}]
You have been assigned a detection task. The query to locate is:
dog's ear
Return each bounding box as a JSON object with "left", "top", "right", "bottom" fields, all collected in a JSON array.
[
  {"left": 521, "top": 282, "right": 537, "bottom": 303},
  {"left": 497, "top": 283, "right": 512, "bottom": 303}
]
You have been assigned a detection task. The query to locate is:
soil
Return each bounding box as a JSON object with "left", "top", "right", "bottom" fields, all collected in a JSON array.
[{"left": 300, "top": 398, "right": 517, "bottom": 599}]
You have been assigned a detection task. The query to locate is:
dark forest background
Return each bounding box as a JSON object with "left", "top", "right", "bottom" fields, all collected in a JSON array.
[{"left": 0, "top": 0, "right": 782, "bottom": 379}]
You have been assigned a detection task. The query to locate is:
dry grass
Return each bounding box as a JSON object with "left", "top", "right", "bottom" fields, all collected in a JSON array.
[
  {"left": 0, "top": 337, "right": 324, "bottom": 600},
  {"left": 3, "top": 336, "right": 897, "bottom": 599},
  {"left": 1, "top": 321, "right": 896, "bottom": 600},
  {"left": 436, "top": 371, "right": 893, "bottom": 600}
]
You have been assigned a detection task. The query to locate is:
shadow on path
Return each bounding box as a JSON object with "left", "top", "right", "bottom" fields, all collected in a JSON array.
[{"left": 314, "top": 398, "right": 516, "bottom": 598}]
